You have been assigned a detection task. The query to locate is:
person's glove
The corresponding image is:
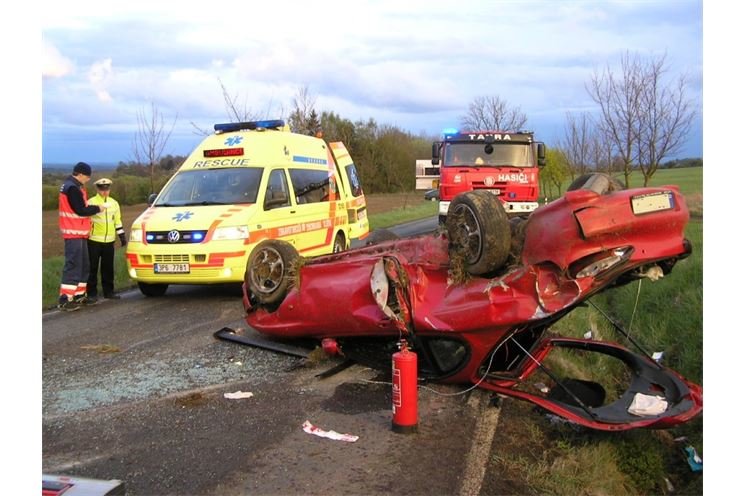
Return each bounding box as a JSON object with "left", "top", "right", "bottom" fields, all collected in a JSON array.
[{"left": 119, "top": 233, "right": 127, "bottom": 247}]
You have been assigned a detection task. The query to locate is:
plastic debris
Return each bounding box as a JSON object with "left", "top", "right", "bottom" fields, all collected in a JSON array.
[
  {"left": 628, "top": 392, "right": 668, "bottom": 416},
  {"left": 583, "top": 330, "right": 593, "bottom": 340},
  {"left": 652, "top": 351, "right": 664, "bottom": 363},
  {"left": 684, "top": 445, "right": 703, "bottom": 472},
  {"left": 534, "top": 382, "right": 550, "bottom": 394},
  {"left": 302, "top": 420, "right": 359, "bottom": 442},
  {"left": 223, "top": 391, "right": 254, "bottom": 400}
]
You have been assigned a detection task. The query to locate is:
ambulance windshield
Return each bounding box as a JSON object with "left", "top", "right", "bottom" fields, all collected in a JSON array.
[{"left": 155, "top": 168, "right": 264, "bottom": 206}]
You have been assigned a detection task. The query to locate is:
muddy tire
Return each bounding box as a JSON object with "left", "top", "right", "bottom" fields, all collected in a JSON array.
[
  {"left": 246, "top": 240, "right": 299, "bottom": 306},
  {"left": 567, "top": 173, "right": 624, "bottom": 194},
  {"left": 364, "top": 229, "right": 400, "bottom": 246},
  {"left": 138, "top": 282, "right": 168, "bottom": 297},
  {"left": 333, "top": 232, "right": 346, "bottom": 253},
  {"left": 446, "top": 190, "right": 511, "bottom": 275}
]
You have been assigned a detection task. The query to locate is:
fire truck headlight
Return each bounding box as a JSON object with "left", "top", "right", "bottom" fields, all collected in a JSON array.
[
  {"left": 213, "top": 225, "right": 250, "bottom": 241},
  {"left": 130, "top": 228, "right": 143, "bottom": 243}
]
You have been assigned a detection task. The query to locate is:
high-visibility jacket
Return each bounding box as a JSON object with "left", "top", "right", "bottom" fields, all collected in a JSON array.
[
  {"left": 59, "top": 176, "right": 96, "bottom": 239},
  {"left": 88, "top": 194, "right": 124, "bottom": 243}
]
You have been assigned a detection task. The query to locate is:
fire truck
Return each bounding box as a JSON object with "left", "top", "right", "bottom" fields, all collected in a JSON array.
[{"left": 432, "top": 129, "right": 545, "bottom": 222}]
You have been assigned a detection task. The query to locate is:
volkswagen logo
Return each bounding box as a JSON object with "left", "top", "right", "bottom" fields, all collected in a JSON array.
[
  {"left": 167, "top": 230, "right": 181, "bottom": 243},
  {"left": 484, "top": 176, "right": 495, "bottom": 187}
]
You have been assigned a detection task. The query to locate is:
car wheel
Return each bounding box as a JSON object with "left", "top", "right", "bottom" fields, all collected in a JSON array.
[
  {"left": 567, "top": 173, "right": 624, "bottom": 194},
  {"left": 333, "top": 232, "right": 346, "bottom": 253},
  {"left": 446, "top": 190, "right": 511, "bottom": 275},
  {"left": 246, "top": 239, "right": 299, "bottom": 306},
  {"left": 138, "top": 282, "right": 168, "bottom": 297}
]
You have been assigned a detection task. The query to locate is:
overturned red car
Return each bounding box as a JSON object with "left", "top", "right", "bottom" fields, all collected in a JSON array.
[{"left": 241, "top": 173, "right": 702, "bottom": 431}]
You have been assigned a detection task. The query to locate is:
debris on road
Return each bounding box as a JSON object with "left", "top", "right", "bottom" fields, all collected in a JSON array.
[
  {"left": 80, "top": 344, "right": 121, "bottom": 353},
  {"left": 302, "top": 420, "right": 359, "bottom": 442},
  {"left": 224, "top": 391, "right": 254, "bottom": 400}
]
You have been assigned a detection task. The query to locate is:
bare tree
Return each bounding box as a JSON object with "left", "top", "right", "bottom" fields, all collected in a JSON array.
[
  {"left": 288, "top": 85, "right": 320, "bottom": 135},
  {"left": 190, "top": 78, "right": 284, "bottom": 136},
  {"left": 586, "top": 52, "right": 645, "bottom": 188},
  {"left": 561, "top": 112, "right": 595, "bottom": 179},
  {"left": 636, "top": 55, "right": 696, "bottom": 186},
  {"left": 460, "top": 95, "right": 528, "bottom": 131},
  {"left": 132, "top": 102, "right": 177, "bottom": 193}
]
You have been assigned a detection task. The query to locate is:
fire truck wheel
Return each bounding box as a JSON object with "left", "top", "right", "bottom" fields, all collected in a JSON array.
[
  {"left": 364, "top": 229, "right": 400, "bottom": 246},
  {"left": 446, "top": 190, "right": 511, "bottom": 276},
  {"left": 246, "top": 239, "right": 299, "bottom": 306},
  {"left": 138, "top": 282, "right": 168, "bottom": 297},
  {"left": 567, "top": 173, "right": 624, "bottom": 194}
]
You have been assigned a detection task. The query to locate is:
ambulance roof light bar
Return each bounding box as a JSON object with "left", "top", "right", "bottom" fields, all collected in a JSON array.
[{"left": 214, "top": 120, "right": 286, "bottom": 133}]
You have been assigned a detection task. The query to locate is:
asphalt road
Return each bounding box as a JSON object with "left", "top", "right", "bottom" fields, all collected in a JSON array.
[{"left": 41, "top": 216, "right": 511, "bottom": 496}]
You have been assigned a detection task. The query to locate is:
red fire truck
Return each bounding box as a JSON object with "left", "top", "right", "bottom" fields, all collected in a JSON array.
[{"left": 432, "top": 129, "right": 545, "bottom": 222}]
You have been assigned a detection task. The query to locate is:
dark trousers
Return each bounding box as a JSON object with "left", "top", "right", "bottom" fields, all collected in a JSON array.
[
  {"left": 87, "top": 240, "right": 115, "bottom": 297},
  {"left": 60, "top": 238, "right": 90, "bottom": 301}
]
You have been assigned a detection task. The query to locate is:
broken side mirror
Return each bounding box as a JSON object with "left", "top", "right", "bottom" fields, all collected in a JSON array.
[{"left": 537, "top": 143, "right": 546, "bottom": 167}]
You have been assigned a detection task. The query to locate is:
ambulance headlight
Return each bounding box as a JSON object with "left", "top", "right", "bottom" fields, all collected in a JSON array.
[
  {"left": 213, "top": 225, "right": 250, "bottom": 241},
  {"left": 130, "top": 228, "right": 143, "bottom": 243}
]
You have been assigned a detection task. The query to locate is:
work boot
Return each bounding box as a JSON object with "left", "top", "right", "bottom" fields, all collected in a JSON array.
[
  {"left": 103, "top": 293, "right": 121, "bottom": 300},
  {"left": 73, "top": 295, "right": 96, "bottom": 306},
  {"left": 57, "top": 298, "right": 80, "bottom": 312}
]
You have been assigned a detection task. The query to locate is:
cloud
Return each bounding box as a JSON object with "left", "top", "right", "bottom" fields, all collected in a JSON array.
[
  {"left": 42, "top": 40, "right": 74, "bottom": 79},
  {"left": 88, "top": 58, "right": 114, "bottom": 102}
]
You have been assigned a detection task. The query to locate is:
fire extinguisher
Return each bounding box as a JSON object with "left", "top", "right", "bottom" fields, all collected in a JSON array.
[{"left": 392, "top": 340, "right": 418, "bottom": 433}]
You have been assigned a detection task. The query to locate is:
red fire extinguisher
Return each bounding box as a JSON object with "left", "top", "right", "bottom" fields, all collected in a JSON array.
[{"left": 392, "top": 340, "right": 418, "bottom": 433}]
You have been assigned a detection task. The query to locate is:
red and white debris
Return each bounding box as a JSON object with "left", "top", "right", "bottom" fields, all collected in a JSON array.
[{"left": 302, "top": 420, "right": 359, "bottom": 442}]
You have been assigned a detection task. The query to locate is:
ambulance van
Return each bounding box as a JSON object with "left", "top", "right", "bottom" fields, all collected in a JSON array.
[{"left": 125, "top": 120, "right": 369, "bottom": 296}]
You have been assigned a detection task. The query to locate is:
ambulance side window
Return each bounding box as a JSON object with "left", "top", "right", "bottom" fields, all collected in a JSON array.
[
  {"left": 289, "top": 169, "right": 334, "bottom": 204},
  {"left": 264, "top": 169, "right": 290, "bottom": 210}
]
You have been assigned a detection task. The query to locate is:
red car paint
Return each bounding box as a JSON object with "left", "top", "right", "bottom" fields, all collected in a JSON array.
[{"left": 242, "top": 185, "right": 702, "bottom": 431}]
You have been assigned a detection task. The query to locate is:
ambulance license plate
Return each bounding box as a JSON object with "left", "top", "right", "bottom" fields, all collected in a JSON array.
[
  {"left": 631, "top": 191, "right": 674, "bottom": 214},
  {"left": 154, "top": 263, "right": 190, "bottom": 273}
]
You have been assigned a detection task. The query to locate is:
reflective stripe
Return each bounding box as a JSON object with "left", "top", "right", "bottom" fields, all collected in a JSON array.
[{"left": 61, "top": 228, "right": 90, "bottom": 236}]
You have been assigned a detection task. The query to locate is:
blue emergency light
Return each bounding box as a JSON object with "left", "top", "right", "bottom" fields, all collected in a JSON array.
[
  {"left": 146, "top": 233, "right": 155, "bottom": 242},
  {"left": 214, "top": 120, "right": 285, "bottom": 133},
  {"left": 193, "top": 232, "right": 204, "bottom": 241},
  {"left": 442, "top": 127, "right": 458, "bottom": 136}
]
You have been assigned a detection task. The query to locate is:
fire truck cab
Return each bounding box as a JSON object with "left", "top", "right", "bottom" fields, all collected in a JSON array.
[{"left": 432, "top": 129, "right": 545, "bottom": 222}]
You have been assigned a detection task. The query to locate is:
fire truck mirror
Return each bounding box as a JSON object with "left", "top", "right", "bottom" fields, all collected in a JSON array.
[
  {"left": 537, "top": 143, "right": 546, "bottom": 167},
  {"left": 431, "top": 143, "right": 440, "bottom": 165},
  {"left": 484, "top": 144, "right": 494, "bottom": 155}
]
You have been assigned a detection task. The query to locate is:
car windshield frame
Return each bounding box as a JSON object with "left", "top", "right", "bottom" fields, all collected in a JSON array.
[{"left": 154, "top": 168, "right": 264, "bottom": 207}]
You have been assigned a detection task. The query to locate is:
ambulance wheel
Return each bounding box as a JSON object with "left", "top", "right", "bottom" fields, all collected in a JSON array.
[
  {"left": 333, "top": 232, "right": 346, "bottom": 253},
  {"left": 246, "top": 240, "right": 299, "bottom": 306},
  {"left": 364, "top": 229, "right": 400, "bottom": 246},
  {"left": 567, "top": 173, "right": 624, "bottom": 194},
  {"left": 138, "top": 282, "right": 168, "bottom": 297},
  {"left": 446, "top": 190, "right": 511, "bottom": 276}
]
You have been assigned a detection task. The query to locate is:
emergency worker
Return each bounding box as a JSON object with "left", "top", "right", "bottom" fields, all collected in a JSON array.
[
  {"left": 87, "top": 178, "right": 127, "bottom": 301},
  {"left": 58, "top": 162, "right": 104, "bottom": 311}
]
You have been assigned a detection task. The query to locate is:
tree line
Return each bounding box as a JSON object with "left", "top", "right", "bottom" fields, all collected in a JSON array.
[{"left": 42, "top": 51, "right": 699, "bottom": 210}]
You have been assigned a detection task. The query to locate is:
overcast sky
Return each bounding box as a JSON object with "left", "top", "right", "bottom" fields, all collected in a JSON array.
[{"left": 41, "top": 0, "right": 704, "bottom": 166}]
